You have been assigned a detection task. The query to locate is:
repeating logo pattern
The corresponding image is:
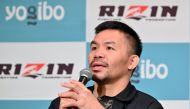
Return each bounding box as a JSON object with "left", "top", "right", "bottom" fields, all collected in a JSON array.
[{"left": 0, "top": 0, "right": 189, "bottom": 109}]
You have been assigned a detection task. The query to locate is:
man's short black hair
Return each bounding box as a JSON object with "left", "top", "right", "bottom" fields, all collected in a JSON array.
[{"left": 95, "top": 21, "right": 142, "bottom": 57}]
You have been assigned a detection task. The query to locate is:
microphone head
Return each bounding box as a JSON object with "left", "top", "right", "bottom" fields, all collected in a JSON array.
[{"left": 80, "top": 68, "right": 92, "bottom": 81}]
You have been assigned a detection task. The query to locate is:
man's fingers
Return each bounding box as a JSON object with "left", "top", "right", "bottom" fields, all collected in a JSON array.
[
  {"left": 58, "top": 91, "right": 78, "bottom": 100},
  {"left": 61, "top": 80, "right": 87, "bottom": 94},
  {"left": 60, "top": 98, "right": 77, "bottom": 108},
  {"left": 59, "top": 80, "right": 93, "bottom": 109}
]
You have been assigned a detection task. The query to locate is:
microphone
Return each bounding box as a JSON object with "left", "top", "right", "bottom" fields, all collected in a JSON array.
[{"left": 78, "top": 69, "right": 92, "bottom": 85}]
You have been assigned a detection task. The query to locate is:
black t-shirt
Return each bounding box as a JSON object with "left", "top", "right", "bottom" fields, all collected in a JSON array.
[{"left": 48, "top": 82, "right": 164, "bottom": 109}]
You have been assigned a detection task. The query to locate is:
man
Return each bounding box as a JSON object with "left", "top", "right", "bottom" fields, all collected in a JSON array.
[{"left": 49, "top": 21, "right": 164, "bottom": 109}]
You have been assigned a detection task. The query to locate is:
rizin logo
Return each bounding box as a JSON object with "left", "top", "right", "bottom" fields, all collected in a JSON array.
[
  {"left": 99, "top": 5, "right": 178, "bottom": 21},
  {"left": 22, "top": 64, "right": 44, "bottom": 78},
  {"left": 126, "top": 6, "right": 148, "bottom": 20},
  {"left": 0, "top": 63, "right": 74, "bottom": 79},
  {"left": 5, "top": 1, "right": 65, "bottom": 25},
  {"left": 131, "top": 59, "right": 169, "bottom": 84}
]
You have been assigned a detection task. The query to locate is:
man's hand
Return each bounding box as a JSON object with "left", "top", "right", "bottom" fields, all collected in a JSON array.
[{"left": 58, "top": 80, "right": 104, "bottom": 109}]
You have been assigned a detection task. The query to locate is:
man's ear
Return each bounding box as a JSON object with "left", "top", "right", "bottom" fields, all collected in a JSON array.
[{"left": 128, "top": 55, "right": 140, "bottom": 70}]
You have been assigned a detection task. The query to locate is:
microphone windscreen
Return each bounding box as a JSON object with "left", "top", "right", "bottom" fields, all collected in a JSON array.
[{"left": 79, "top": 69, "right": 92, "bottom": 81}]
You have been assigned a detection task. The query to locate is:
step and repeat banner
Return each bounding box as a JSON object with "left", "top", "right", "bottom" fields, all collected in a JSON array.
[{"left": 0, "top": 0, "right": 189, "bottom": 109}]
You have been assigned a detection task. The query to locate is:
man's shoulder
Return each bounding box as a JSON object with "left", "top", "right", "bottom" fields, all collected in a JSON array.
[
  {"left": 133, "top": 89, "right": 163, "bottom": 109},
  {"left": 136, "top": 90, "right": 158, "bottom": 102},
  {"left": 48, "top": 97, "right": 60, "bottom": 109}
]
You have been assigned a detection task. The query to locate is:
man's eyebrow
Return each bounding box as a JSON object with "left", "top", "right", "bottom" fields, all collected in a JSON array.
[
  {"left": 104, "top": 41, "right": 116, "bottom": 45},
  {"left": 90, "top": 41, "right": 116, "bottom": 46},
  {"left": 90, "top": 40, "right": 97, "bottom": 46}
]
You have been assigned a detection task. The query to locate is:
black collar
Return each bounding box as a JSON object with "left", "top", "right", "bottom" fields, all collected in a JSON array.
[
  {"left": 88, "top": 82, "right": 137, "bottom": 102},
  {"left": 115, "top": 82, "right": 137, "bottom": 102}
]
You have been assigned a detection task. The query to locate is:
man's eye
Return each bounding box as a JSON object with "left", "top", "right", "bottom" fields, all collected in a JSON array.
[
  {"left": 107, "top": 46, "right": 114, "bottom": 50},
  {"left": 91, "top": 46, "right": 97, "bottom": 51}
]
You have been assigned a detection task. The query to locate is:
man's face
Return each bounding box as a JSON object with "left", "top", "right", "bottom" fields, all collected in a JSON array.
[{"left": 88, "top": 29, "right": 132, "bottom": 83}]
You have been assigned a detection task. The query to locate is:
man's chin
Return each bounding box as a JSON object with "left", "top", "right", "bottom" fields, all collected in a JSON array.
[
  {"left": 92, "top": 75, "right": 102, "bottom": 82},
  {"left": 92, "top": 75, "right": 108, "bottom": 84}
]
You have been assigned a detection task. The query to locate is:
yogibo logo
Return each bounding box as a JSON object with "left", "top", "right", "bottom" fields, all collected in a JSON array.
[
  {"left": 5, "top": 1, "right": 65, "bottom": 25},
  {"left": 139, "top": 59, "right": 168, "bottom": 79},
  {"left": 131, "top": 59, "right": 169, "bottom": 83}
]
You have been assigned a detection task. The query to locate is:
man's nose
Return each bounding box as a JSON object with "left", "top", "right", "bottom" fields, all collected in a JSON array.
[{"left": 94, "top": 48, "right": 105, "bottom": 59}]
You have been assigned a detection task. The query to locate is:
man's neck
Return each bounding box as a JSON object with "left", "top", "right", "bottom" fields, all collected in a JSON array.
[{"left": 93, "top": 77, "right": 130, "bottom": 97}]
